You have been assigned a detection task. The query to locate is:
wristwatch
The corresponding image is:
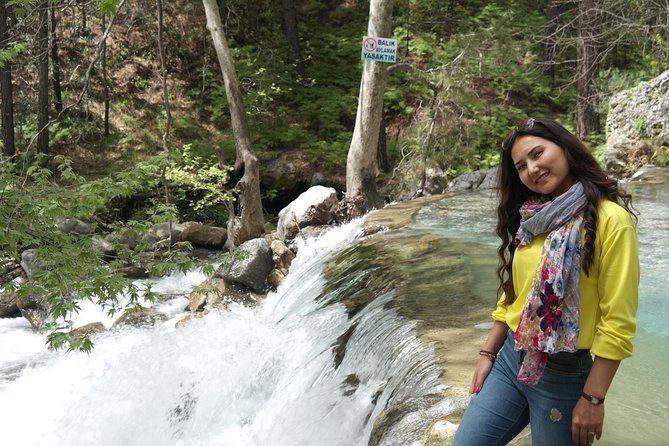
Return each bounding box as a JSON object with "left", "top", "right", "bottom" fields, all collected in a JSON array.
[{"left": 582, "top": 391, "right": 605, "bottom": 405}]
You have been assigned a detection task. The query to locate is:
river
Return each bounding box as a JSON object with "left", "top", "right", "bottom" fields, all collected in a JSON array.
[{"left": 0, "top": 175, "right": 666, "bottom": 445}]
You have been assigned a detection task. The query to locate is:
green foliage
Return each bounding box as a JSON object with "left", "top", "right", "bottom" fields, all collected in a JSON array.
[
  {"left": 0, "top": 41, "right": 29, "bottom": 68},
  {"left": 0, "top": 149, "right": 237, "bottom": 352},
  {"left": 165, "top": 144, "right": 234, "bottom": 211},
  {"left": 97, "top": 0, "right": 121, "bottom": 17},
  {"left": 651, "top": 147, "right": 669, "bottom": 167},
  {"left": 0, "top": 155, "right": 155, "bottom": 351}
]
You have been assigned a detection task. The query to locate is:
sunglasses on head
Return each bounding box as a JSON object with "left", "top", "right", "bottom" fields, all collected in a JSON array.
[{"left": 501, "top": 118, "right": 536, "bottom": 151}]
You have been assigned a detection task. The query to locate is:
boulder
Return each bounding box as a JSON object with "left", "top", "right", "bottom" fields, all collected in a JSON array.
[
  {"left": 55, "top": 217, "right": 91, "bottom": 235},
  {"left": 175, "top": 311, "right": 209, "bottom": 328},
  {"left": 277, "top": 186, "right": 339, "bottom": 241},
  {"left": 70, "top": 322, "right": 106, "bottom": 336},
  {"left": 1, "top": 257, "right": 24, "bottom": 283},
  {"left": 188, "top": 276, "right": 226, "bottom": 312},
  {"left": 141, "top": 222, "right": 187, "bottom": 250},
  {"left": 423, "top": 165, "right": 449, "bottom": 195},
  {"left": 447, "top": 170, "right": 487, "bottom": 192},
  {"left": 20, "top": 249, "right": 46, "bottom": 280},
  {"left": 106, "top": 227, "right": 141, "bottom": 251},
  {"left": 478, "top": 168, "right": 498, "bottom": 189},
  {"left": 270, "top": 240, "right": 295, "bottom": 275},
  {"left": 16, "top": 292, "right": 50, "bottom": 330},
  {"left": 0, "top": 289, "right": 19, "bottom": 317},
  {"left": 116, "top": 265, "right": 150, "bottom": 279},
  {"left": 112, "top": 307, "right": 168, "bottom": 329},
  {"left": 266, "top": 269, "right": 285, "bottom": 290},
  {"left": 179, "top": 224, "right": 227, "bottom": 249},
  {"left": 92, "top": 235, "right": 117, "bottom": 259},
  {"left": 606, "top": 69, "right": 669, "bottom": 176},
  {"left": 219, "top": 238, "right": 274, "bottom": 292}
]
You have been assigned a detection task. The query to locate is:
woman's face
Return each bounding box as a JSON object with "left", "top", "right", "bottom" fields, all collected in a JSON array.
[{"left": 510, "top": 135, "right": 574, "bottom": 197}]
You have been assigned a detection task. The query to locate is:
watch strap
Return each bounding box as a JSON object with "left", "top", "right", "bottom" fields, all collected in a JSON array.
[{"left": 581, "top": 391, "right": 605, "bottom": 405}]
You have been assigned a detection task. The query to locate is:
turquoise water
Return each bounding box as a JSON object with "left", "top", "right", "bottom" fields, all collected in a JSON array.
[{"left": 416, "top": 182, "right": 669, "bottom": 446}]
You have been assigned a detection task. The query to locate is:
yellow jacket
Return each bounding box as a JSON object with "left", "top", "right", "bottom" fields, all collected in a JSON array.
[{"left": 492, "top": 199, "right": 639, "bottom": 360}]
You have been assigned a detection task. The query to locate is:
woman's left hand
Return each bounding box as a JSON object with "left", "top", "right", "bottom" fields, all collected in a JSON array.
[{"left": 571, "top": 398, "right": 604, "bottom": 445}]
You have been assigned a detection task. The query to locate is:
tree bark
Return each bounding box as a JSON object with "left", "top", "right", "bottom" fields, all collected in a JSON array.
[
  {"left": 575, "top": 0, "right": 600, "bottom": 139},
  {"left": 281, "top": 0, "right": 304, "bottom": 77},
  {"left": 0, "top": 0, "right": 15, "bottom": 157},
  {"left": 102, "top": 14, "right": 109, "bottom": 136},
  {"left": 542, "top": 0, "right": 559, "bottom": 80},
  {"left": 50, "top": 3, "right": 63, "bottom": 113},
  {"left": 377, "top": 111, "right": 389, "bottom": 172},
  {"left": 37, "top": 1, "right": 49, "bottom": 154},
  {"left": 345, "top": 0, "right": 393, "bottom": 210},
  {"left": 202, "top": 0, "right": 264, "bottom": 247},
  {"left": 157, "top": 0, "right": 171, "bottom": 150}
]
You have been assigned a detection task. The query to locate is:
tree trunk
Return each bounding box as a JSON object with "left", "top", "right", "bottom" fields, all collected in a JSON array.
[
  {"left": 575, "top": 0, "right": 599, "bottom": 139},
  {"left": 542, "top": 0, "right": 559, "bottom": 80},
  {"left": 50, "top": 3, "right": 63, "bottom": 113},
  {"left": 345, "top": 0, "right": 393, "bottom": 211},
  {"left": 157, "top": 0, "right": 171, "bottom": 150},
  {"left": 0, "top": 0, "right": 15, "bottom": 157},
  {"left": 102, "top": 14, "right": 110, "bottom": 136},
  {"left": 377, "top": 111, "right": 389, "bottom": 172},
  {"left": 202, "top": 0, "right": 264, "bottom": 247},
  {"left": 80, "top": 0, "right": 86, "bottom": 33},
  {"left": 281, "top": 0, "right": 304, "bottom": 77},
  {"left": 37, "top": 1, "right": 49, "bottom": 154}
]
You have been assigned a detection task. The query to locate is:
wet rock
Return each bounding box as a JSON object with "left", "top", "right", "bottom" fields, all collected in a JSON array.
[
  {"left": 341, "top": 373, "right": 360, "bottom": 396},
  {"left": 266, "top": 269, "right": 285, "bottom": 290},
  {"left": 219, "top": 238, "right": 274, "bottom": 292},
  {"left": 629, "top": 165, "right": 669, "bottom": 183},
  {"left": 270, "top": 240, "right": 295, "bottom": 275},
  {"left": 55, "top": 217, "right": 91, "bottom": 235},
  {"left": 188, "top": 276, "right": 226, "bottom": 312},
  {"left": 179, "top": 224, "right": 227, "bottom": 249},
  {"left": 70, "top": 322, "right": 106, "bottom": 336},
  {"left": 0, "top": 288, "right": 20, "bottom": 318},
  {"left": 277, "top": 186, "right": 339, "bottom": 241},
  {"left": 429, "top": 419, "right": 459, "bottom": 441},
  {"left": 112, "top": 307, "right": 168, "bottom": 328},
  {"left": 17, "top": 293, "right": 51, "bottom": 330},
  {"left": 116, "top": 265, "right": 150, "bottom": 279},
  {"left": 175, "top": 310, "right": 209, "bottom": 328},
  {"left": 334, "top": 194, "right": 368, "bottom": 223}
]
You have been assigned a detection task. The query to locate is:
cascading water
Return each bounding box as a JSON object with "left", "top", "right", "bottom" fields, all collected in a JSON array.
[
  {"left": 4, "top": 175, "right": 665, "bottom": 446},
  {"left": 0, "top": 219, "right": 458, "bottom": 446}
]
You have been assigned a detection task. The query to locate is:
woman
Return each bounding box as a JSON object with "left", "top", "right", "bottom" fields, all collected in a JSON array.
[{"left": 452, "top": 118, "right": 639, "bottom": 446}]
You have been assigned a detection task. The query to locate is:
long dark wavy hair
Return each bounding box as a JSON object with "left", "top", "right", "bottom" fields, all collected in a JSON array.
[{"left": 496, "top": 117, "right": 636, "bottom": 306}]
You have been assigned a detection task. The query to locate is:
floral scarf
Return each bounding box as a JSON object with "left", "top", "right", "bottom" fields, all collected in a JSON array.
[{"left": 513, "top": 182, "right": 587, "bottom": 385}]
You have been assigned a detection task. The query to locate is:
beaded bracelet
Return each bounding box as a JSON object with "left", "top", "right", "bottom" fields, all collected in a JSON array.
[{"left": 479, "top": 350, "right": 497, "bottom": 362}]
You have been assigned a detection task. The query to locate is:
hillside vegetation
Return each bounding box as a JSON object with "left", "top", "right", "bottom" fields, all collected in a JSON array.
[{"left": 1, "top": 0, "right": 666, "bottom": 349}]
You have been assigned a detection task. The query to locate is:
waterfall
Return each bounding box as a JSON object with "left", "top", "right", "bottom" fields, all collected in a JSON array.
[{"left": 0, "top": 219, "right": 458, "bottom": 446}]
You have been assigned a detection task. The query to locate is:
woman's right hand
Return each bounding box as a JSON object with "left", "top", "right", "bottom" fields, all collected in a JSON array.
[{"left": 469, "top": 355, "right": 495, "bottom": 395}]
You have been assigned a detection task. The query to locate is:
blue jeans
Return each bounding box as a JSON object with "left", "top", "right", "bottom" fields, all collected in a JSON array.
[{"left": 453, "top": 330, "right": 593, "bottom": 446}]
